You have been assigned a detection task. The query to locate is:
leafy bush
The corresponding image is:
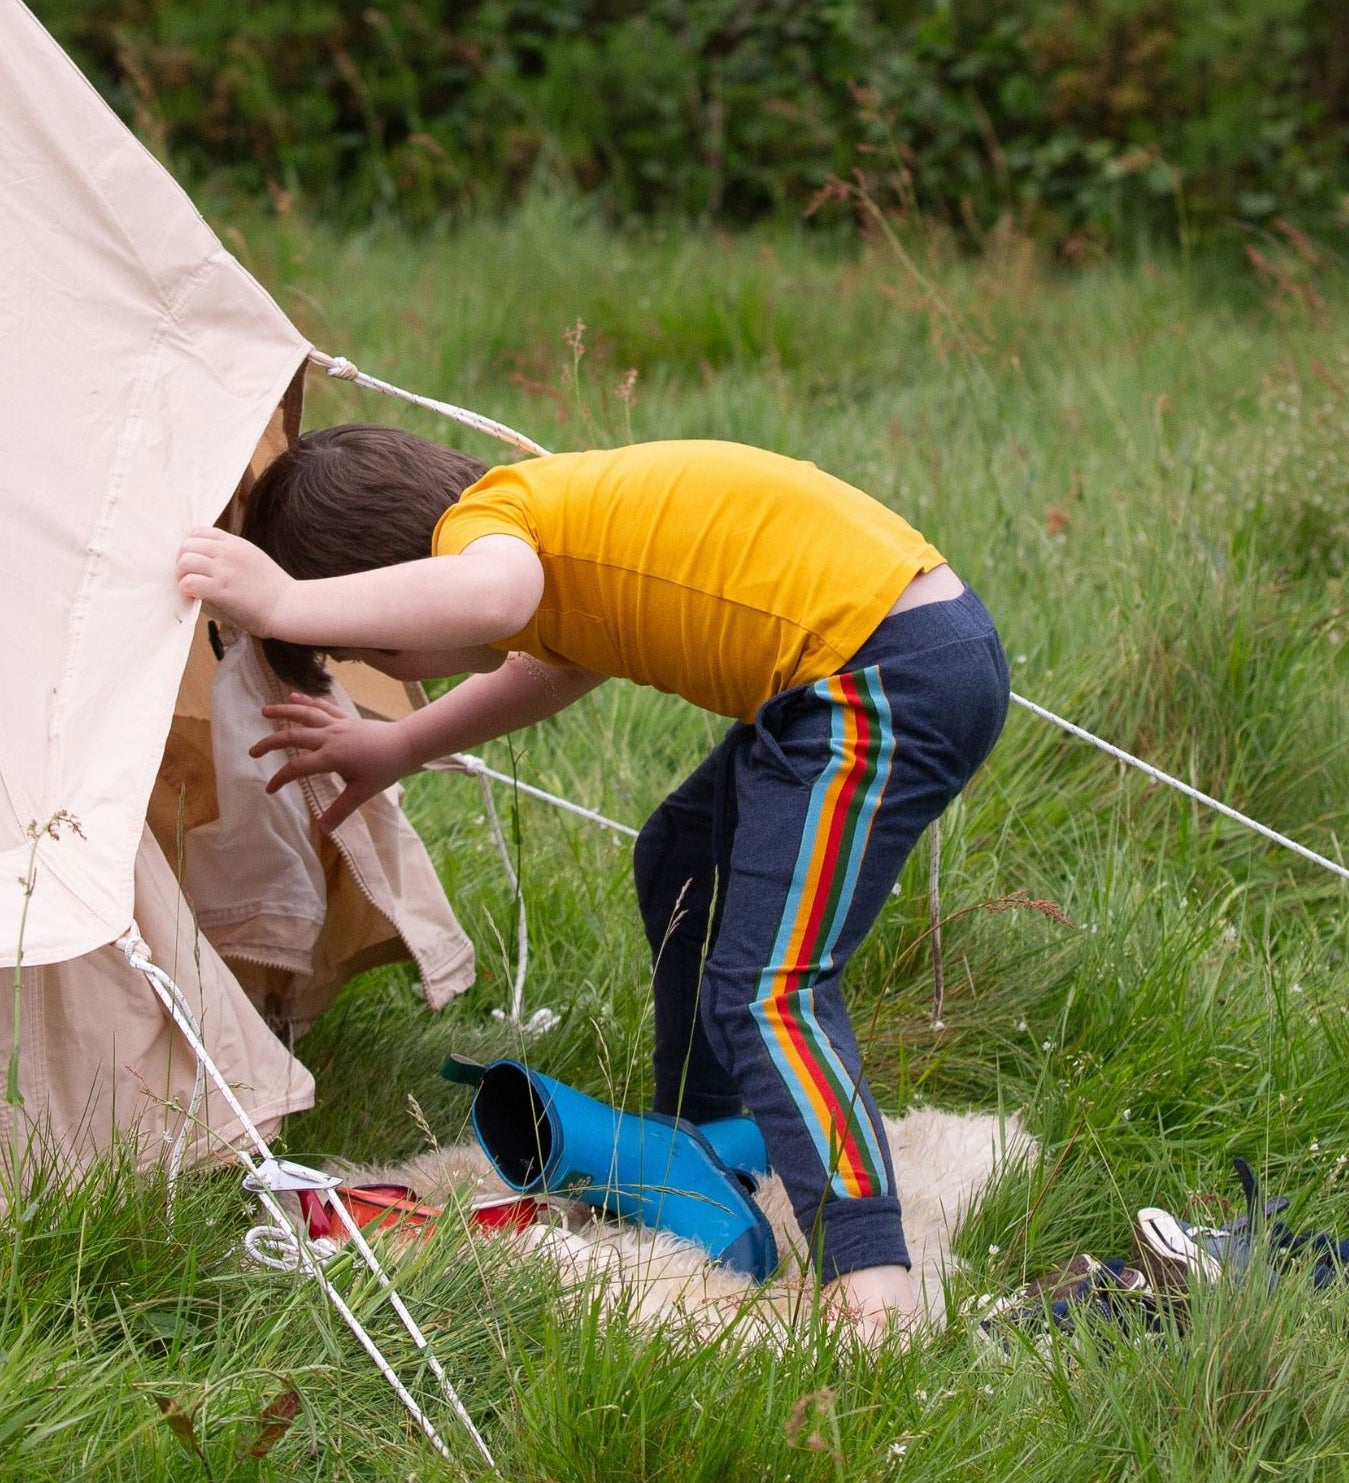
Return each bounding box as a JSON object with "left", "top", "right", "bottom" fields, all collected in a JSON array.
[{"left": 31, "top": 0, "right": 1349, "bottom": 247}]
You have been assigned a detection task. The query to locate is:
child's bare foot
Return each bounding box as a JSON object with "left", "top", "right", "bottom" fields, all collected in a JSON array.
[{"left": 824, "top": 1263, "right": 924, "bottom": 1349}]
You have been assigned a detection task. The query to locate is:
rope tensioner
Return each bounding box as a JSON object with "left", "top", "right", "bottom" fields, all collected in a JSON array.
[{"left": 116, "top": 927, "right": 497, "bottom": 1471}]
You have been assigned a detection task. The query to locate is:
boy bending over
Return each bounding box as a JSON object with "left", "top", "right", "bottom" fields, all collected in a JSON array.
[{"left": 176, "top": 428, "right": 1009, "bottom": 1341}]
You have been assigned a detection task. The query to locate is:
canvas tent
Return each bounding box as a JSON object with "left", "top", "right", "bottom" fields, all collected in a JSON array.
[{"left": 0, "top": 0, "right": 476, "bottom": 1178}]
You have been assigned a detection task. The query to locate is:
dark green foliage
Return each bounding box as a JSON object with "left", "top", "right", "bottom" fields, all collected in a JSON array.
[{"left": 30, "top": 0, "right": 1349, "bottom": 247}]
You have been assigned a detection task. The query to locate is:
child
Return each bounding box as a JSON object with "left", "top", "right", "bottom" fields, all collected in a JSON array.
[{"left": 176, "top": 426, "right": 1010, "bottom": 1340}]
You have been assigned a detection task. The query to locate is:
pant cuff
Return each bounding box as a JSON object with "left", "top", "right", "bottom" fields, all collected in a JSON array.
[{"left": 809, "top": 1196, "right": 911, "bottom": 1281}]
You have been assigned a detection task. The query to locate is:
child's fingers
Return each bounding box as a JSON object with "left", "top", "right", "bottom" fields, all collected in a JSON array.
[
  {"left": 317, "top": 788, "right": 363, "bottom": 835},
  {"left": 251, "top": 704, "right": 340, "bottom": 746},
  {"left": 260, "top": 749, "right": 337, "bottom": 792},
  {"left": 175, "top": 530, "right": 229, "bottom": 572},
  {"left": 291, "top": 693, "right": 348, "bottom": 718},
  {"left": 255, "top": 703, "right": 330, "bottom": 728},
  {"left": 261, "top": 761, "right": 366, "bottom": 829},
  {"left": 175, "top": 552, "right": 217, "bottom": 596},
  {"left": 262, "top": 759, "right": 306, "bottom": 793},
  {"left": 260, "top": 696, "right": 347, "bottom": 721},
  {"left": 251, "top": 730, "right": 314, "bottom": 759}
]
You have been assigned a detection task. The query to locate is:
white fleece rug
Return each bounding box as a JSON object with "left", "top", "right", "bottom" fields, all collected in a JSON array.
[{"left": 348, "top": 1106, "right": 1032, "bottom": 1344}]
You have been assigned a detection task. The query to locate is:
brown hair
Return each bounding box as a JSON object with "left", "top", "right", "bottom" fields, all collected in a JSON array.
[{"left": 242, "top": 424, "right": 488, "bottom": 693}]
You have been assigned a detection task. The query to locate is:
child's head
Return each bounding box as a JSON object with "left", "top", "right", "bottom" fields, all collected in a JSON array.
[{"left": 243, "top": 424, "right": 487, "bottom": 692}]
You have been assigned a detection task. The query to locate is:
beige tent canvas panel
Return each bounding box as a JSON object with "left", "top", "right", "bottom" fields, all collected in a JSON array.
[
  {"left": 2, "top": 826, "right": 312, "bottom": 1175},
  {"left": 0, "top": 0, "right": 312, "bottom": 967},
  {"left": 0, "top": 0, "right": 476, "bottom": 1175}
]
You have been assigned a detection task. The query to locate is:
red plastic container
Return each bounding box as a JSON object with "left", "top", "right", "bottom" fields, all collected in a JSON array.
[
  {"left": 298, "top": 1183, "right": 541, "bottom": 1243},
  {"left": 468, "top": 1193, "right": 543, "bottom": 1232}
]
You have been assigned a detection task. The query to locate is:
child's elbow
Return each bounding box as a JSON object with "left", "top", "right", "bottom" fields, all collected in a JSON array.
[
  {"left": 454, "top": 536, "right": 544, "bottom": 638},
  {"left": 483, "top": 587, "right": 539, "bottom": 639},
  {"left": 490, "top": 549, "right": 545, "bottom": 635}
]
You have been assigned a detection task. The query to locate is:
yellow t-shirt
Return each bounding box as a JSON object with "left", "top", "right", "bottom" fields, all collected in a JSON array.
[{"left": 432, "top": 440, "right": 944, "bottom": 722}]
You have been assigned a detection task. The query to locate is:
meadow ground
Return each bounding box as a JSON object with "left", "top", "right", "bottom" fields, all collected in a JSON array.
[{"left": 3, "top": 199, "right": 1347, "bottom": 1480}]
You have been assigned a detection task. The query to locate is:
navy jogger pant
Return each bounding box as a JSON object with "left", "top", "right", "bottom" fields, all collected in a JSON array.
[{"left": 634, "top": 586, "right": 1010, "bottom": 1279}]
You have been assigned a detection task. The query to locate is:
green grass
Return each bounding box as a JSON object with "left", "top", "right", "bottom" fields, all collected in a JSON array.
[{"left": 4, "top": 195, "right": 1348, "bottom": 1479}]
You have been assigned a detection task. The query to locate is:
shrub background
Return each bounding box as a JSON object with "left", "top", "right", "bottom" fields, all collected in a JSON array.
[{"left": 33, "top": 0, "right": 1349, "bottom": 248}]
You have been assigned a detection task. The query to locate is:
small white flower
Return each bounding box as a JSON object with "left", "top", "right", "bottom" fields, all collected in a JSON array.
[
  {"left": 932, "top": 1018, "right": 946, "bottom": 1032},
  {"left": 1015, "top": 653, "right": 1028, "bottom": 665},
  {"left": 1016, "top": 1019, "right": 1028, "bottom": 1033},
  {"left": 1122, "top": 1108, "right": 1132, "bottom": 1121},
  {"left": 915, "top": 1389, "right": 928, "bottom": 1402},
  {"left": 988, "top": 1244, "right": 1001, "bottom": 1255},
  {"left": 1041, "top": 1039, "right": 1054, "bottom": 1053},
  {"left": 890, "top": 1442, "right": 908, "bottom": 1458},
  {"left": 1291, "top": 983, "right": 1304, "bottom": 994},
  {"left": 1311, "top": 1140, "right": 1320, "bottom": 1152},
  {"left": 983, "top": 1384, "right": 995, "bottom": 1395}
]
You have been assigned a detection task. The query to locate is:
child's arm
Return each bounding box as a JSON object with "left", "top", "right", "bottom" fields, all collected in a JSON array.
[
  {"left": 251, "top": 653, "right": 606, "bottom": 833},
  {"left": 176, "top": 527, "right": 543, "bottom": 651}
]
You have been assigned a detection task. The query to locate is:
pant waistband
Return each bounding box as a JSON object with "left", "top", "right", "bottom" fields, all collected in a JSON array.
[{"left": 849, "top": 584, "right": 1001, "bottom": 669}]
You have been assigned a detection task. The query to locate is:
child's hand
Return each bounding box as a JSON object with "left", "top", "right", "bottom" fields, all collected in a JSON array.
[
  {"left": 176, "top": 527, "right": 292, "bottom": 636},
  {"left": 250, "top": 694, "right": 415, "bottom": 833}
]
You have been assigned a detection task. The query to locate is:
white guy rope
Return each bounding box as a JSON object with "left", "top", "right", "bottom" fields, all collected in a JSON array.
[
  {"left": 165, "top": 1044, "right": 206, "bottom": 1217},
  {"left": 928, "top": 820, "right": 945, "bottom": 1030},
  {"left": 427, "top": 753, "right": 640, "bottom": 839},
  {"left": 318, "top": 359, "right": 1342, "bottom": 886},
  {"left": 425, "top": 758, "right": 569, "bottom": 1031},
  {"left": 321, "top": 361, "right": 1342, "bottom": 1028},
  {"left": 115, "top": 927, "right": 496, "bottom": 1472},
  {"left": 312, "top": 350, "right": 550, "bottom": 458},
  {"left": 474, "top": 767, "right": 532, "bottom": 1026},
  {"left": 424, "top": 755, "right": 628, "bottom": 1026},
  {"left": 1010, "top": 692, "right": 1349, "bottom": 883},
  {"left": 451, "top": 701, "right": 1345, "bottom": 882}
]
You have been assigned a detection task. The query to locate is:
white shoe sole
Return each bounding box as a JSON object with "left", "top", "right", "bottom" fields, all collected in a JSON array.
[{"left": 1135, "top": 1207, "right": 1224, "bottom": 1284}]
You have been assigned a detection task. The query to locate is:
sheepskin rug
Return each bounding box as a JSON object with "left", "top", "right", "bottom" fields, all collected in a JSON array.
[{"left": 346, "top": 1106, "right": 1032, "bottom": 1344}]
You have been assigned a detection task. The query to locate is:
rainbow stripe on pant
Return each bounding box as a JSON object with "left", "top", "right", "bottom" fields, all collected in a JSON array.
[{"left": 750, "top": 669, "right": 895, "bottom": 1200}]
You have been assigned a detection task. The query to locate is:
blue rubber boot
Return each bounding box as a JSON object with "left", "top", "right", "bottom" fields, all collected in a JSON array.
[
  {"left": 696, "top": 1116, "right": 770, "bottom": 1190},
  {"left": 468, "top": 1059, "right": 777, "bottom": 1281}
]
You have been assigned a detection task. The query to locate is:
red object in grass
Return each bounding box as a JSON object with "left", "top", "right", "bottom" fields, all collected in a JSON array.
[
  {"left": 297, "top": 1183, "right": 540, "bottom": 1243},
  {"left": 469, "top": 1194, "right": 543, "bottom": 1232}
]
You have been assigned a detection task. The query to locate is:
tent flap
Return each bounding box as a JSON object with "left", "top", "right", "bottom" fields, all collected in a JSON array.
[{"left": 0, "top": 0, "right": 310, "bottom": 967}]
